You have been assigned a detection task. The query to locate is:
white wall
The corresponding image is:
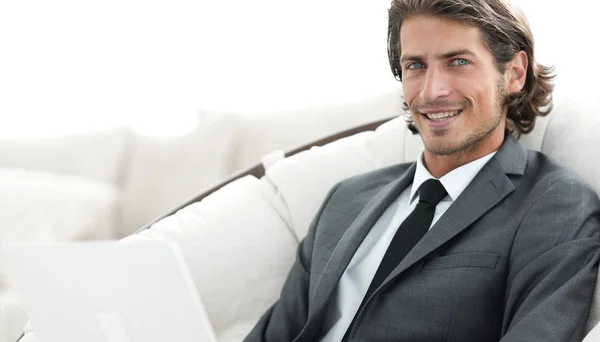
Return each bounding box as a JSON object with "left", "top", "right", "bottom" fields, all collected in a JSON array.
[{"left": 0, "top": 0, "right": 597, "bottom": 138}]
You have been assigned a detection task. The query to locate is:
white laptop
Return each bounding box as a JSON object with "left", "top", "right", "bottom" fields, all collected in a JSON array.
[{"left": 0, "top": 240, "right": 218, "bottom": 342}]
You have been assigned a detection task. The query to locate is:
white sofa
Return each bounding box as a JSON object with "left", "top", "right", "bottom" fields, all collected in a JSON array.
[
  {"left": 17, "top": 91, "right": 600, "bottom": 341},
  {"left": 0, "top": 91, "right": 401, "bottom": 342}
]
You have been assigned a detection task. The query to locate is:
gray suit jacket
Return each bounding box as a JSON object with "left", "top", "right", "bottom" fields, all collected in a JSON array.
[{"left": 245, "top": 134, "right": 600, "bottom": 342}]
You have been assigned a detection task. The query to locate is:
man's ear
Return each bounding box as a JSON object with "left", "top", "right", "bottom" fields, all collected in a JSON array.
[{"left": 506, "top": 50, "right": 528, "bottom": 94}]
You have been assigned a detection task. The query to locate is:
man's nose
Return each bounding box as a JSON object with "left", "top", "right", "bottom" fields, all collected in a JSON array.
[{"left": 420, "top": 67, "right": 451, "bottom": 103}]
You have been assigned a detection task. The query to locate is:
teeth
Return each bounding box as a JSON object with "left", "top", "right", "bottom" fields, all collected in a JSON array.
[{"left": 425, "top": 111, "right": 460, "bottom": 121}]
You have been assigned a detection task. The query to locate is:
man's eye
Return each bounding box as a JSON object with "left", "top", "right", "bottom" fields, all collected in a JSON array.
[
  {"left": 407, "top": 62, "right": 424, "bottom": 70},
  {"left": 451, "top": 59, "right": 469, "bottom": 66}
]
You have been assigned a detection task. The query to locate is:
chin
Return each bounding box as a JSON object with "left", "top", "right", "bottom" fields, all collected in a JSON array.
[
  {"left": 424, "top": 143, "right": 461, "bottom": 157},
  {"left": 423, "top": 133, "right": 473, "bottom": 157}
]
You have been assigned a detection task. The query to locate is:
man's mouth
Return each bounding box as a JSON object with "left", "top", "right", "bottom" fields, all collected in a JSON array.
[{"left": 422, "top": 110, "right": 463, "bottom": 121}]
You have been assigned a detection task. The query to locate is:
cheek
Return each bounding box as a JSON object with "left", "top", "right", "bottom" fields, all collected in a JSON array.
[
  {"left": 455, "top": 80, "right": 491, "bottom": 108},
  {"left": 476, "top": 83, "right": 500, "bottom": 109}
]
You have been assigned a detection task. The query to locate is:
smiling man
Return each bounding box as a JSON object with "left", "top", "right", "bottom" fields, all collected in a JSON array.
[
  {"left": 400, "top": 14, "right": 517, "bottom": 178},
  {"left": 245, "top": 0, "right": 600, "bottom": 341}
]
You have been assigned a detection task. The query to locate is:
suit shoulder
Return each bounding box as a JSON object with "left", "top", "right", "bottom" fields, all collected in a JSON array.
[
  {"left": 521, "top": 150, "right": 600, "bottom": 214},
  {"left": 525, "top": 150, "right": 596, "bottom": 193},
  {"left": 512, "top": 150, "right": 600, "bottom": 250}
]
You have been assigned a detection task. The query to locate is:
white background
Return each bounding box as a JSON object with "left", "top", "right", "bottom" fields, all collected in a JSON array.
[{"left": 0, "top": 0, "right": 597, "bottom": 138}]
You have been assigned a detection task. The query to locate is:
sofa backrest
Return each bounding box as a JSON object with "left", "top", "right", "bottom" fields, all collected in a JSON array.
[{"left": 119, "top": 91, "right": 402, "bottom": 236}]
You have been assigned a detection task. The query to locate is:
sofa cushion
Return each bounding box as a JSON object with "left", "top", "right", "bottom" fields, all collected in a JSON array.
[
  {"left": 0, "top": 168, "right": 121, "bottom": 246},
  {"left": 119, "top": 112, "right": 240, "bottom": 237},
  {"left": 0, "top": 129, "right": 129, "bottom": 185},
  {"left": 130, "top": 175, "right": 298, "bottom": 342},
  {"left": 541, "top": 98, "right": 600, "bottom": 194},
  {"left": 220, "top": 90, "right": 403, "bottom": 172},
  {"left": 264, "top": 118, "right": 408, "bottom": 240}
]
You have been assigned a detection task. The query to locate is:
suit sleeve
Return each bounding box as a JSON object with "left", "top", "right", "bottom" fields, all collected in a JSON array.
[
  {"left": 244, "top": 182, "right": 341, "bottom": 342},
  {"left": 500, "top": 177, "right": 600, "bottom": 341}
]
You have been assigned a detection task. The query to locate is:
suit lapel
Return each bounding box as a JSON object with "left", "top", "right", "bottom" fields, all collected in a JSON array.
[
  {"left": 308, "top": 164, "right": 416, "bottom": 316},
  {"left": 375, "top": 133, "right": 527, "bottom": 294}
]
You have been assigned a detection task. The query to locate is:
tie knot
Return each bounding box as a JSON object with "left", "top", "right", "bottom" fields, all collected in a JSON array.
[{"left": 418, "top": 179, "right": 447, "bottom": 206}]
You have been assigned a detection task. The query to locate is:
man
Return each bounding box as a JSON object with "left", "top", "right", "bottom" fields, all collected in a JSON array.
[{"left": 244, "top": 0, "right": 600, "bottom": 341}]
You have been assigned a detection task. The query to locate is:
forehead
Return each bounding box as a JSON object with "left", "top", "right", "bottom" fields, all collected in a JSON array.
[{"left": 400, "top": 15, "right": 488, "bottom": 57}]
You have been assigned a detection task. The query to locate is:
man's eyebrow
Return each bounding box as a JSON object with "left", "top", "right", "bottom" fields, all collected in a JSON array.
[
  {"left": 400, "top": 49, "right": 476, "bottom": 63},
  {"left": 400, "top": 54, "right": 422, "bottom": 63},
  {"left": 437, "top": 49, "right": 476, "bottom": 59}
]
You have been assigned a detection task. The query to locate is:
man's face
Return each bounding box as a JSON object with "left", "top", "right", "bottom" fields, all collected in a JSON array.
[{"left": 400, "top": 15, "right": 508, "bottom": 157}]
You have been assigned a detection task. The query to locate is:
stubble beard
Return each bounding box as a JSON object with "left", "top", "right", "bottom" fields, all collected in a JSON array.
[{"left": 419, "top": 78, "right": 508, "bottom": 157}]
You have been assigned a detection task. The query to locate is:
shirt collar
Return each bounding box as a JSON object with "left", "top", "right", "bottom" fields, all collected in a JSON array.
[{"left": 410, "top": 151, "right": 497, "bottom": 204}]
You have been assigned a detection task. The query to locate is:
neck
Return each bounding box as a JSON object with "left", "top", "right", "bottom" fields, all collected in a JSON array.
[{"left": 423, "top": 131, "right": 505, "bottom": 178}]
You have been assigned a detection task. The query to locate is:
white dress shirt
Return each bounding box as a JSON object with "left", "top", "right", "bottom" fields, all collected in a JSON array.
[{"left": 320, "top": 151, "right": 496, "bottom": 342}]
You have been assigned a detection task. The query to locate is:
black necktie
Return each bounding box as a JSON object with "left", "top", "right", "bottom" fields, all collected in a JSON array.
[{"left": 341, "top": 179, "right": 447, "bottom": 341}]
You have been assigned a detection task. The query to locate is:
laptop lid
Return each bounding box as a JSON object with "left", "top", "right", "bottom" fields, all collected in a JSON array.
[{"left": 0, "top": 240, "right": 217, "bottom": 342}]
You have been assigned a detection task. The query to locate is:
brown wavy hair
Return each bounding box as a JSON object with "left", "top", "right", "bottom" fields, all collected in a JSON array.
[{"left": 388, "top": 0, "right": 555, "bottom": 138}]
